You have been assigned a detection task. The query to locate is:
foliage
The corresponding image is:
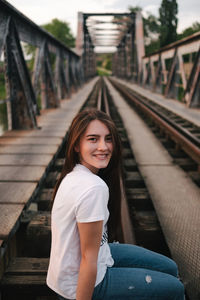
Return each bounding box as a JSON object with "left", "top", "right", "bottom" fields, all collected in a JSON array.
[
  {"left": 159, "top": 0, "right": 178, "bottom": 47},
  {"left": 178, "top": 22, "right": 200, "bottom": 40},
  {"left": 128, "top": 6, "right": 142, "bottom": 14},
  {"left": 129, "top": 6, "right": 160, "bottom": 54},
  {"left": 24, "top": 18, "right": 75, "bottom": 73},
  {"left": 145, "top": 39, "right": 160, "bottom": 55},
  {"left": 96, "top": 53, "right": 112, "bottom": 72},
  {"left": 143, "top": 13, "right": 160, "bottom": 39},
  {"left": 97, "top": 67, "right": 111, "bottom": 76},
  {"left": 42, "top": 18, "right": 75, "bottom": 48}
]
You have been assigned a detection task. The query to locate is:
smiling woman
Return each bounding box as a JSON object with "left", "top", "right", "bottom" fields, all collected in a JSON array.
[
  {"left": 76, "top": 119, "right": 113, "bottom": 173},
  {"left": 46, "top": 108, "right": 185, "bottom": 300}
]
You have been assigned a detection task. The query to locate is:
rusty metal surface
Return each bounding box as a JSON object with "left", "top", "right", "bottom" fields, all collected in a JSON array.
[
  {"left": 141, "top": 34, "right": 200, "bottom": 107},
  {"left": 76, "top": 11, "right": 139, "bottom": 80},
  {"left": 112, "top": 12, "right": 144, "bottom": 81},
  {"left": 0, "top": 166, "right": 46, "bottom": 181},
  {"left": 185, "top": 47, "right": 200, "bottom": 107},
  {"left": 0, "top": 0, "right": 83, "bottom": 130},
  {"left": 0, "top": 154, "right": 53, "bottom": 166},
  {"left": 4, "top": 18, "right": 37, "bottom": 129},
  {"left": 144, "top": 31, "right": 200, "bottom": 57},
  {"left": 140, "top": 164, "right": 200, "bottom": 300},
  {"left": 0, "top": 136, "right": 62, "bottom": 145},
  {"left": 0, "top": 0, "right": 78, "bottom": 56},
  {"left": 0, "top": 182, "right": 37, "bottom": 204},
  {"left": 0, "top": 144, "right": 58, "bottom": 154},
  {"left": 0, "top": 204, "right": 24, "bottom": 239}
]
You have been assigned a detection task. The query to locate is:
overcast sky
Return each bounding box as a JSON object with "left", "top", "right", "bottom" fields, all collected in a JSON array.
[{"left": 7, "top": 0, "right": 200, "bottom": 36}]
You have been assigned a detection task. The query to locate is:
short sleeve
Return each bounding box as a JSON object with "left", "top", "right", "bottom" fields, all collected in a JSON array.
[{"left": 75, "top": 185, "right": 108, "bottom": 223}]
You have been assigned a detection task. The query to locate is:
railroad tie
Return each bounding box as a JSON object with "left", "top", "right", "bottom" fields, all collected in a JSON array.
[
  {"left": 0, "top": 257, "right": 56, "bottom": 300},
  {"left": 0, "top": 212, "right": 53, "bottom": 299}
]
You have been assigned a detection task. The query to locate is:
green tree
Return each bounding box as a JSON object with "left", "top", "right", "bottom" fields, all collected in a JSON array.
[
  {"left": 178, "top": 22, "right": 200, "bottom": 40},
  {"left": 159, "top": 0, "right": 178, "bottom": 47},
  {"left": 129, "top": 6, "right": 160, "bottom": 54},
  {"left": 24, "top": 18, "right": 75, "bottom": 73},
  {"left": 42, "top": 18, "right": 75, "bottom": 48},
  {"left": 128, "top": 6, "right": 142, "bottom": 14}
]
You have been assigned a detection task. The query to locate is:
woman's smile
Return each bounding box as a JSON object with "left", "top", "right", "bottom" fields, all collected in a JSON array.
[{"left": 93, "top": 153, "right": 109, "bottom": 159}]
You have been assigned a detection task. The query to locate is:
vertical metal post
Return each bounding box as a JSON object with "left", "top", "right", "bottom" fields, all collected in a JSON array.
[
  {"left": 4, "top": 18, "right": 37, "bottom": 130},
  {"left": 135, "top": 12, "right": 145, "bottom": 83}
]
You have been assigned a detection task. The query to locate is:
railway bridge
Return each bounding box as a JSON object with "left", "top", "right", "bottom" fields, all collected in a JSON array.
[{"left": 0, "top": 0, "right": 200, "bottom": 299}]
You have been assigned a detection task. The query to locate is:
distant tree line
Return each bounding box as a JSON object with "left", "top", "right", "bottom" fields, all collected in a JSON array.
[
  {"left": 129, "top": 0, "right": 200, "bottom": 55},
  {"left": 42, "top": 18, "right": 75, "bottom": 48}
]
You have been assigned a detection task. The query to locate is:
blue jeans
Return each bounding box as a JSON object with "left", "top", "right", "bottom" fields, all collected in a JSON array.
[{"left": 57, "top": 243, "right": 184, "bottom": 300}]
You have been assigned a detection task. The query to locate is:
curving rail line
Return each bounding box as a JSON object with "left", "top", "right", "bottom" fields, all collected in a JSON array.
[{"left": 109, "top": 77, "right": 200, "bottom": 180}]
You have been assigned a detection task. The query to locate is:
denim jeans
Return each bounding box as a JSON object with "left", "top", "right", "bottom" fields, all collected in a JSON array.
[{"left": 57, "top": 243, "right": 184, "bottom": 300}]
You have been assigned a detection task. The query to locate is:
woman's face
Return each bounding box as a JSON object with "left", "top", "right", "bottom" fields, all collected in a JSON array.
[{"left": 76, "top": 119, "right": 113, "bottom": 174}]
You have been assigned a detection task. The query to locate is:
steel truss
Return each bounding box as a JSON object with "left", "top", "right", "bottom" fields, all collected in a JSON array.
[
  {"left": 0, "top": 0, "right": 83, "bottom": 130},
  {"left": 142, "top": 33, "right": 200, "bottom": 107}
]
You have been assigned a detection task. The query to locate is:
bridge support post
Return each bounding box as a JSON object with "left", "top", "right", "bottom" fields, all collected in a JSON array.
[
  {"left": 33, "top": 41, "right": 59, "bottom": 109},
  {"left": 76, "top": 12, "right": 96, "bottom": 81},
  {"left": 55, "top": 50, "right": 70, "bottom": 100},
  {"left": 184, "top": 47, "right": 200, "bottom": 108},
  {"left": 3, "top": 17, "right": 37, "bottom": 130},
  {"left": 153, "top": 55, "right": 163, "bottom": 94},
  {"left": 112, "top": 12, "right": 144, "bottom": 83},
  {"left": 135, "top": 12, "right": 145, "bottom": 83}
]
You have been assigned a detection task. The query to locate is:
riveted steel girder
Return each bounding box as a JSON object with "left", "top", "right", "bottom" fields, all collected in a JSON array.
[
  {"left": 184, "top": 46, "right": 200, "bottom": 107},
  {"left": 112, "top": 12, "right": 144, "bottom": 82},
  {"left": 3, "top": 17, "right": 37, "bottom": 129},
  {"left": 76, "top": 11, "right": 139, "bottom": 80},
  {"left": 0, "top": 0, "right": 83, "bottom": 130},
  {"left": 142, "top": 32, "right": 200, "bottom": 107}
]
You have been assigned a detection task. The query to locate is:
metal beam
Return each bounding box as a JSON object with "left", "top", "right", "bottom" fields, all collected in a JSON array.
[
  {"left": 0, "top": 0, "right": 79, "bottom": 57},
  {"left": 4, "top": 17, "right": 37, "bottom": 129},
  {"left": 142, "top": 33, "right": 200, "bottom": 107},
  {"left": 0, "top": 0, "right": 83, "bottom": 131}
]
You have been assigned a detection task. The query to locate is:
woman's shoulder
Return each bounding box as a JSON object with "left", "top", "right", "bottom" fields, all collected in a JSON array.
[
  {"left": 55, "top": 165, "right": 108, "bottom": 207},
  {"left": 62, "top": 164, "right": 108, "bottom": 191}
]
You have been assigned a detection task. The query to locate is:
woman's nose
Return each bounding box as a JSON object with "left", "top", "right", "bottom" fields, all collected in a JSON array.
[{"left": 97, "top": 139, "right": 108, "bottom": 150}]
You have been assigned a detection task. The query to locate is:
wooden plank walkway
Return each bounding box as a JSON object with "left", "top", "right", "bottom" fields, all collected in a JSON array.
[{"left": 0, "top": 78, "right": 98, "bottom": 244}]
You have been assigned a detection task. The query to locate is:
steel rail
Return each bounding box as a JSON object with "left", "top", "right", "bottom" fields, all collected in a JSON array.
[
  {"left": 109, "top": 78, "right": 200, "bottom": 166},
  {"left": 103, "top": 85, "right": 110, "bottom": 116},
  {"left": 101, "top": 77, "right": 135, "bottom": 244},
  {"left": 125, "top": 89, "right": 200, "bottom": 149},
  {"left": 97, "top": 86, "right": 102, "bottom": 111}
]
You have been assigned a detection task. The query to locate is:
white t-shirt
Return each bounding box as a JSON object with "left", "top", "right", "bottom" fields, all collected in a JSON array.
[{"left": 46, "top": 164, "right": 114, "bottom": 299}]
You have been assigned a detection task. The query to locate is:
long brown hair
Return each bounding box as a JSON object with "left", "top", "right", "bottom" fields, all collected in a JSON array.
[{"left": 53, "top": 108, "right": 123, "bottom": 242}]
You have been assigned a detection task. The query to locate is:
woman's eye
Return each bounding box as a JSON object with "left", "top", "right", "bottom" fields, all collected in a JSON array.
[
  {"left": 106, "top": 136, "right": 112, "bottom": 142},
  {"left": 88, "top": 138, "right": 97, "bottom": 142}
]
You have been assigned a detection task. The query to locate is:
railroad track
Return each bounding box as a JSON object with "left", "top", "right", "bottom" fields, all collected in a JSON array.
[
  {"left": 0, "top": 77, "right": 194, "bottom": 299},
  {"left": 109, "top": 77, "right": 200, "bottom": 188}
]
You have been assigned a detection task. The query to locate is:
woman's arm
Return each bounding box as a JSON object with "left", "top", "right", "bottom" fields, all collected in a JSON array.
[{"left": 76, "top": 220, "right": 103, "bottom": 300}]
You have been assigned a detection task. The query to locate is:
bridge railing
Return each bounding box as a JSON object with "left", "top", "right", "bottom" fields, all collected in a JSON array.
[
  {"left": 141, "top": 32, "right": 200, "bottom": 108},
  {"left": 0, "top": 0, "right": 84, "bottom": 130}
]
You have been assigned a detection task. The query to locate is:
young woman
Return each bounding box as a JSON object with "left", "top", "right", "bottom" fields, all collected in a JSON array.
[{"left": 47, "top": 108, "right": 184, "bottom": 300}]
